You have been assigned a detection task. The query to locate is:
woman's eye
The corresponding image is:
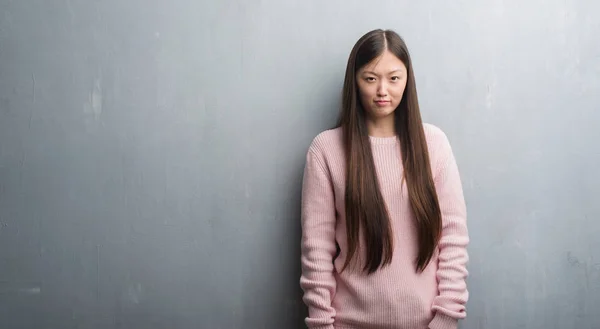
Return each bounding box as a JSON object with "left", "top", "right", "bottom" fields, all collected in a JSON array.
[
  {"left": 391, "top": 76, "right": 400, "bottom": 81},
  {"left": 366, "top": 77, "right": 376, "bottom": 82}
]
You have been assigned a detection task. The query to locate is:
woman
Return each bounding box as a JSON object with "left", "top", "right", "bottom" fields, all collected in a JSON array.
[{"left": 299, "top": 29, "right": 469, "bottom": 329}]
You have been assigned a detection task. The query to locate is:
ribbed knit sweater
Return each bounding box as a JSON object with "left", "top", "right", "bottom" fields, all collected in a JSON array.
[{"left": 299, "top": 123, "right": 469, "bottom": 329}]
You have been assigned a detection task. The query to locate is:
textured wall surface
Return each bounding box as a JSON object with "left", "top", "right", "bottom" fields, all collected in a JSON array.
[{"left": 1, "top": 0, "right": 599, "bottom": 328}]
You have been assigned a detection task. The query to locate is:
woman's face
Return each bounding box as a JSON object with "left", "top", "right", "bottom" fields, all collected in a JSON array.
[{"left": 356, "top": 49, "right": 408, "bottom": 121}]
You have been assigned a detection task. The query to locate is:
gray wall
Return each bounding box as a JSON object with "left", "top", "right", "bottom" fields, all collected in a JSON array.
[{"left": 1, "top": 1, "right": 599, "bottom": 328}]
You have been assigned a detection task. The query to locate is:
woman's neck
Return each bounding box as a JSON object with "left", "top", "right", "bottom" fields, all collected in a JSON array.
[{"left": 366, "top": 115, "right": 396, "bottom": 137}]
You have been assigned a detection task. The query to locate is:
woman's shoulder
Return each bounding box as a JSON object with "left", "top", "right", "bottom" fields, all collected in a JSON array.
[
  {"left": 423, "top": 122, "right": 446, "bottom": 139},
  {"left": 422, "top": 122, "right": 451, "bottom": 150},
  {"left": 422, "top": 123, "right": 456, "bottom": 176},
  {"left": 307, "top": 127, "right": 344, "bottom": 155}
]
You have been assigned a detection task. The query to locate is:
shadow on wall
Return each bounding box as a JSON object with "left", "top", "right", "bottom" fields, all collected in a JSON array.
[
  {"left": 237, "top": 158, "right": 308, "bottom": 329},
  {"left": 282, "top": 161, "right": 309, "bottom": 328}
]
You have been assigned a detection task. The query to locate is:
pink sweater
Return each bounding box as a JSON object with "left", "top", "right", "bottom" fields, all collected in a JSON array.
[{"left": 300, "top": 123, "right": 469, "bottom": 329}]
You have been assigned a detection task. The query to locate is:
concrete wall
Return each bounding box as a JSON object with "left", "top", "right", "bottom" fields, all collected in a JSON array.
[{"left": 1, "top": 1, "right": 599, "bottom": 328}]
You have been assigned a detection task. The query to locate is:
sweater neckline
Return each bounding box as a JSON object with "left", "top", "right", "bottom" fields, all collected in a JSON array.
[{"left": 369, "top": 135, "right": 398, "bottom": 145}]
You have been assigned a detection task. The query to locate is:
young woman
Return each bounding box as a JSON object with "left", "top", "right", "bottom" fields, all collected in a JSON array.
[{"left": 299, "top": 29, "right": 469, "bottom": 329}]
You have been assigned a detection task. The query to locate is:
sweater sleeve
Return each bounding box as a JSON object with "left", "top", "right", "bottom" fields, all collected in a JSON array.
[
  {"left": 428, "top": 132, "right": 469, "bottom": 329},
  {"left": 299, "top": 145, "right": 337, "bottom": 329}
]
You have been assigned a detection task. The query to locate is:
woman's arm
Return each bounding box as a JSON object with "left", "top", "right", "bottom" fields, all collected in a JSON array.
[
  {"left": 428, "top": 129, "right": 470, "bottom": 329},
  {"left": 299, "top": 144, "right": 338, "bottom": 329}
]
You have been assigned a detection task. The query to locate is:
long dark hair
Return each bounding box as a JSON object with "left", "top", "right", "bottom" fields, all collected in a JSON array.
[{"left": 337, "top": 29, "right": 442, "bottom": 274}]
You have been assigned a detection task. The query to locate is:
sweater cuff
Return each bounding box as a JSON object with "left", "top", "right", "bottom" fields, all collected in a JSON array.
[
  {"left": 310, "top": 325, "right": 335, "bottom": 329},
  {"left": 429, "top": 312, "right": 458, "bottom": 329}
]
